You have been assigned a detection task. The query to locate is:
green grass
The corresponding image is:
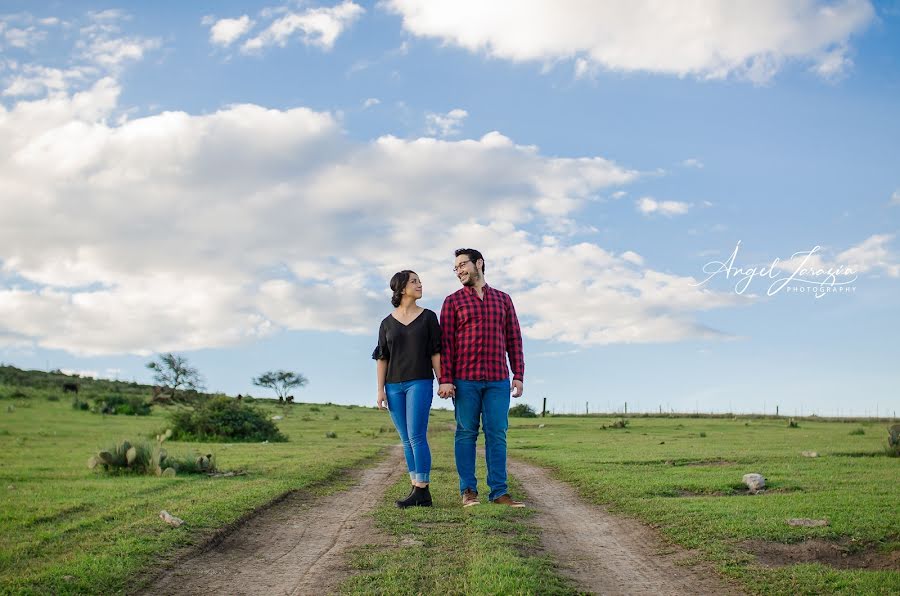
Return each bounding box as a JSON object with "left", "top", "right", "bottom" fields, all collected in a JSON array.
[
  {"left": 0, "top": 384, "right": 399, "bottom": 594},
  {"left": 506, "top": 415, "right": 900, "bottom": 595},
  {"left": 340, "top": 426, "right": 574, "bottom": 595}
]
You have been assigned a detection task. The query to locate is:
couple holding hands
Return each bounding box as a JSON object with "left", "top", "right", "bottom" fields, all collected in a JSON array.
[{"left": 373, "top": 248, "right": 526, "bottom": 509}]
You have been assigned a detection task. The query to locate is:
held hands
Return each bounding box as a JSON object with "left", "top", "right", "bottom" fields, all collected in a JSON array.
[
  {"left": 437, "top": 383, "right": 456, "bottom": 399},
  {"left": 511, "top": 380, "right": 524, "bottom": 398},
  {"left": 377, "top": 389, "right": 387, "bottom": 410}
]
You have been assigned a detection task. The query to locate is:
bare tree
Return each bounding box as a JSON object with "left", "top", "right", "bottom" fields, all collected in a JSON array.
[
  {"left": 146, "top": 353, "right": 204, "bottom": 403},
  {"left": 252, "top": 370, "right": 308, "bottom": 403}
]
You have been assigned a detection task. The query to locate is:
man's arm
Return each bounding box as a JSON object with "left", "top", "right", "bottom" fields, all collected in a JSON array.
[{"left": 504, "top": 294, "right": 524, "bottom": 396}]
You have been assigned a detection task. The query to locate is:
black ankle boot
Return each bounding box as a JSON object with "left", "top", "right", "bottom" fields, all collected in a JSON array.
[{"left": 396, "top": 485, "right": 432, "bottom": 508}]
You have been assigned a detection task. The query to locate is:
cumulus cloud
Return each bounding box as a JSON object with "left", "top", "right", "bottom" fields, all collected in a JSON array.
[
  {"left": 890, "top": 189, "right": 900, "bottom": 206},
  {"left": 363, "top": 97, "right": 380, "bottom": 108},
  {"left": 206, "top": 15, "right": 254, "bottom": 47},
  {"left": 241, "top": 1, "right": 364, "bottom": 53},
  {"left": 682, "top": 158, "right": 704, "bottom": 168},
  {"left": 636, "top": 197, "right": 691, "bottom": 216},
  {"left": 0, "top": 80, "right": 750, "bottom": 355},
  {"left": 425, "top": 108, "right": 467, "bottom": 137},
  {"left": 384, "top": 0, "right": 875, "bottom": 83}
]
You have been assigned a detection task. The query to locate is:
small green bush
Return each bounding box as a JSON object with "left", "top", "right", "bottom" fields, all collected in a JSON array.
[
  {"left": 309, "top": 405, "right": 321, "bottom": 412},
  {"left": 72, "top": 398, "right": 89, "bottom": 411},
  {"left": 699, "top": 431, "right": 707, "bottom": 438},
  {"left": 89, "top": 433, "right": 217, "bottom": 476},
  {"left": 47, "top": 394, "right": 60, "bottom": 402},
  {"left": 788, "top": 419, "right": 800, "bottom": 428},
  {"left": 169, "top": 396, "right": 287, "bottom": 442},
  {"left": 325, "top": 431, "right": 337, "bottom": 439},
  {"left": 888, "top": 424, "right": 900, "bottom": 457},
  {"left": 509, "top": 403, "right": 538, "bottom": 418},
  {"left": 93, "top": 394, "right": 151, "bottom": 416},
  {"left": 849, "top": 428, "right": 865, "bottom": 436}
]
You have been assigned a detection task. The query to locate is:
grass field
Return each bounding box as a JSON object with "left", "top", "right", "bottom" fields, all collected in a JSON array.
[
  {"left": 0, "top": 383, "right": 398, "bottom": 594},
  {"left": 2, "top": 373, "right": 898, "bottom": 595},
  {"left": 506, "top": 415, "right": 899, "bottom": 595}
]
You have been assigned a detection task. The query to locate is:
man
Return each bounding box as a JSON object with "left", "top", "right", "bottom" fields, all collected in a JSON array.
[{"left": 438, "top": 248, "right": 525, "bottom": 508}]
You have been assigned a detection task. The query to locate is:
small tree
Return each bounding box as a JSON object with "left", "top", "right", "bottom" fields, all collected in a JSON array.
[
  {"left": 146, "top": 353, "right": 204, "bottom": 403},
  {"left": 252, "top": 370, "right": 308, "bottom": 403}
]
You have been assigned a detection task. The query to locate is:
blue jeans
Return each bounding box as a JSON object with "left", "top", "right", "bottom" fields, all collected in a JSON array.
[
  {"left": 453, "top": 379, "right": 510, "bottom": 501},
  {"left": 385, "top": 379, "right": 433, "bottom": 483}
]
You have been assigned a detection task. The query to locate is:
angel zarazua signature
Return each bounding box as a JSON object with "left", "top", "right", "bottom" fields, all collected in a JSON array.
[{"left": 692, "top": 241, "right": 857, "bottom": 298}]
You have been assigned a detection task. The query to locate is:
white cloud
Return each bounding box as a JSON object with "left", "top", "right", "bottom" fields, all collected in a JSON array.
[
  {"left": 384, "top": 0, "right": 875, "bottom": 83},
  {"left": 890, "top": 189, "right": 900, "bottom": 206},
  {"left": 773, "top": 235, "right": 899, "bottom": 278},
  {"left": 425, "top": 108, "right": 467, "bottom": 137},
  {"left": 4, "top": 26, "right": 47, "bottom": 49},
  {"left": 636, "top": 197, "right": 691, "bottom": 216},
  {"left": 682, "top": 158, "right": 704, "bottom": 168},
  {"left": 0, "top": 81, "right": 745, "bottom": 356},
  {"left": 836, "top": 234, "right": 900, "bottom": 277},
  {"left": 207, "top": 15, "right": 254, "bottom": 47},
  {"left": 241, "top": 1, "right": 364, "bottom": 53},
  {"left": 2, "top": 10, "right": 160, "bottom": 98},
  {"left": 79, "top": 35, "right": 160, "bottom": 69},
  {"left": 2, "top": 65, "right": 87, "bottom": 97},
  {"left": 363, "top": 97, "right": 380, "bottom": 108}
]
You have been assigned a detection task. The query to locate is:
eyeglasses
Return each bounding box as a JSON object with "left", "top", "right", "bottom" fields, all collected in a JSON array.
[{"left": 452, "top": 260, "right": 472, "bottom": 273}]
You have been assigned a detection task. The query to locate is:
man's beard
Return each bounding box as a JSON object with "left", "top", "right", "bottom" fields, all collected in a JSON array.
[{"left": 461, "top": 272, "right": 480, "bottom": 287}]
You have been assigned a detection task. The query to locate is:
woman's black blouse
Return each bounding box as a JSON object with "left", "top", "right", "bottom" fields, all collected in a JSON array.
[{"left": 372, "top": 309, "right": 441, "bottom": 384}]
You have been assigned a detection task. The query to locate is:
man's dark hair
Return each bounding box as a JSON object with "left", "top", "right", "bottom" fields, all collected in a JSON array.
[
  {"left": 454, "top": 248, "right": 484, "bottom": 274},
  {"left": 389, "top": 270, "right": 416, "bottom": 307}
]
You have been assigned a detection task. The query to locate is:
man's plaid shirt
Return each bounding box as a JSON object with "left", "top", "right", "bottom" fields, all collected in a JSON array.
[{"left": 438, "top": 284, "right": 524, "bottom": 385}]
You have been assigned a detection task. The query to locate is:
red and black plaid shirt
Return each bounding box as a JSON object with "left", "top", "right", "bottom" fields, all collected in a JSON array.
[{"left": 439, "top": 284, "right": 524, "bottom": 384}]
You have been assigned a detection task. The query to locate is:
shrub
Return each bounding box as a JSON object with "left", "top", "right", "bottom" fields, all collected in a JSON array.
[
  {"left": 611, "top": 418, "right": 629, "bottom": 429},
  {"left": 788, "top": 419, "right": 800, "bottom": 428},
  {"left": 93, "top": 394, "right": 152, "bottom": 416},
  {"left": 168, "top": 396, "right": 287, "bottom": 442},
  {"left": 47, "top": 394, "right": 60, "bottom": 402},
  {"left": 325, "top": 431, "right": 337, "bottom": 439},
  {"left": 509, "top": 403, "right": 537, "bottom": 418},
  {"left": 309, "top": 405, "right": 321, "bottom": 412},
  {"left": 88, "top": 432, "right": 217, "bottom": 476},
  {"left": 849, "top": 428, "right": 865, "bottom": 436},
  {"left": 88, "top": 440, "right": 154, "bottom": 474},
  {"left": 888, "top": 424, "right": 900, "bottom": 457},
  {"left": 72, "top": 398, "right": 90, "bottom": 411},
  {"left": 699, "top": 431, "right": 707, "bottom": 438}
]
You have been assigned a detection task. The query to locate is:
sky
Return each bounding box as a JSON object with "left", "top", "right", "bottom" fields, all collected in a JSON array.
[{"left": 1, "top": 0, "right": 898, "bottom": 417}]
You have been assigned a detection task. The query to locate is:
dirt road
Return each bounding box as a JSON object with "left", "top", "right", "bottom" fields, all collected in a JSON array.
[
  {"left": 141, "top": 447, "right": 403, "bottom": 596},
  {"left": 509, "top": 458, "right": 743, "bottom": 595}
]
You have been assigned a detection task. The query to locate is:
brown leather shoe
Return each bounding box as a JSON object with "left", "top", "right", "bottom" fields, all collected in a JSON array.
[
  {"left": 491, "top": 494, "right": 525, "bottom": 508},
  {"left": 462, "top": 488, "right": 479, "bottom": 507}
]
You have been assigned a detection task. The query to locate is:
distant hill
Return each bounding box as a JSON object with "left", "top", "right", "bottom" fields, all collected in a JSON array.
[{"left": 0, "top": 364, "right": 146, "bottom": 393}]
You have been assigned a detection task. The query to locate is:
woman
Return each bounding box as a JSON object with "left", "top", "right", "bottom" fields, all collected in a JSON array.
[{"left": 373, "top": 270, "right": 441, "bottom": 508}]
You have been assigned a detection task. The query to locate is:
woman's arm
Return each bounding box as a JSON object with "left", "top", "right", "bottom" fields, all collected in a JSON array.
[
  {"left": 431, "top": 353, "right": 441, "bottom": 381},
  {"left": 376, "top": 359, "right": 388, "bottom": 410}
]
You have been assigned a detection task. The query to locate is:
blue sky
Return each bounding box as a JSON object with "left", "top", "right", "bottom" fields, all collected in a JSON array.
[{"left": 1, "top": 1, "right": 898, "bottom": 416}]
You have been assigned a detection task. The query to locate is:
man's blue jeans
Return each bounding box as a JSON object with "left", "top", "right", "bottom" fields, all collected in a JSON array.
[
  {"left": 453, "top": 379, "right": 510, "bottom": 501},
  {"left": 385, "top": 379, "right": 433, "bottom": 483}
]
